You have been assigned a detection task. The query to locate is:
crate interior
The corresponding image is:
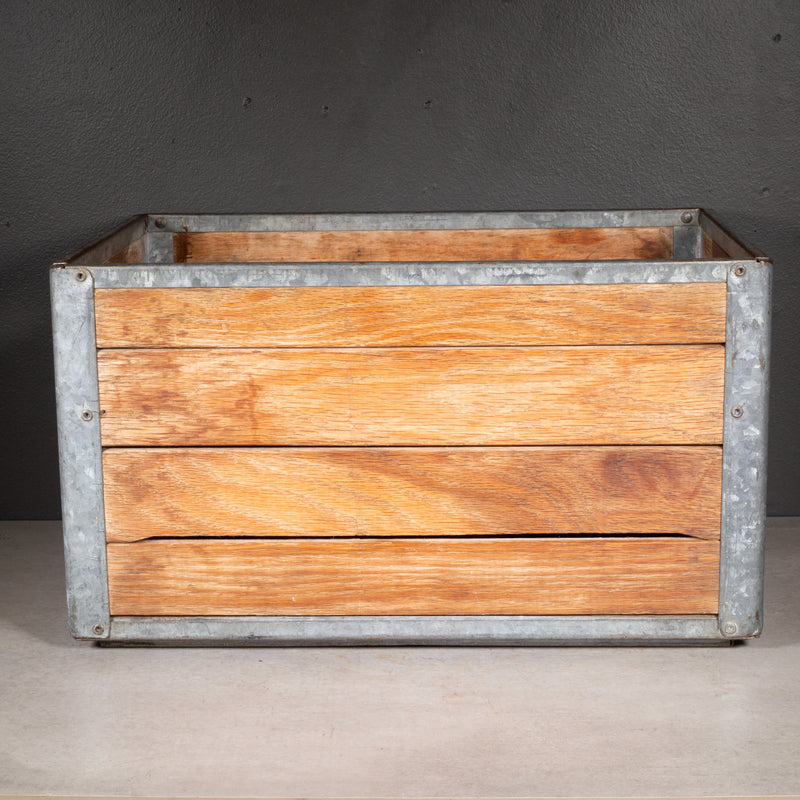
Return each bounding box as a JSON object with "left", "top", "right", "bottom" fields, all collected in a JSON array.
[
  {"left": 66, "top": 212, "right": 742, "bottom": 267},
  {"left": 169, "top": 226, "right": 679, "bottom": 262}
]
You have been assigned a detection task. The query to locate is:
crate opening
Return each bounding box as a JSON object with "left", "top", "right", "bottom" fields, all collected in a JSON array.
[{"left": 169, "top": 226, "right": 675, "bottom": 263}]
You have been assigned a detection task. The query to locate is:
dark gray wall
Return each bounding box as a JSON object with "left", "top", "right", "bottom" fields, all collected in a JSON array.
[{"left": 2, "top": 0, "right": 798, "bottom": 518}]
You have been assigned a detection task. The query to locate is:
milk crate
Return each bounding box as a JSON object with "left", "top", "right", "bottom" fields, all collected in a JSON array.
[{"left": 51, "top": 210, "right": 771, "bottom": 645}]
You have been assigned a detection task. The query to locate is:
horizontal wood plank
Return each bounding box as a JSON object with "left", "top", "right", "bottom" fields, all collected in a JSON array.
[
  {"left": 175, "top": 227, "right": 674, "bottom": 263},
  {"left": 93, "top": 284, "right": 727, "bottom": 348},
  {"left": 97, "top": 346, "right": 725, "bottom": 446},
  {"left": 703, "top": 232, "right": 730, "bottom": 258},
  {"left": 106, "top": 537, "right": 720, "bottom": 616},
  {"left": 102, "top": 446, "right": 722, "bottom": 543}
]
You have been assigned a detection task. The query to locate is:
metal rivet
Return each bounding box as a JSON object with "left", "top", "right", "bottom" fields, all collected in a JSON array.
[
  {"left": 92, "top": 624, "right": 105, "bottom": 635},
  {"left": 680, "top": 211, "right": 693, "bottom": 224},
  {"left": 154, "top": 217, "right": 167, "bottom": 229},
  {"left": 75, "top": 270, "right": 87, "bottom": 282},
  {"left": 80, "top": 408, "right": 94, "bottom": 422},
  {"left": 723, "top": 622, "right": 738, "bottom": 636},
  {"left": 731, "top": 405, "right": 744, "bottom": 419},
  {"left": 733, "top": 264, "right": 746, "bottom": 277}
]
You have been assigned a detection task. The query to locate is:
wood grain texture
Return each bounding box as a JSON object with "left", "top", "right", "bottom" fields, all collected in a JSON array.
[
  {"left": 93, "top": 283, "right": 727, "bottom": 348},
  {"left": 106, "top": 537, "right": 720, "bottom": 615},
  {"left": 174, "top": 227, "right": 674, "bottom": 263},
  {"left": 97, "top": 345, "right": 725, "bottom": 446},
  {"left": 102, "top": 446, "right": 722, "bottom": 543},
  {"left": 703, "top": 232, "right": 730, "bottom": 258}
]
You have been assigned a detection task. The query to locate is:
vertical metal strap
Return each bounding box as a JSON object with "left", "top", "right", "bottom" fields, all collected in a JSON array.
[
  {"left": 51, "top": 266, "right": 109, "bottom": 639},
  {"left": 719, "top": 260, "right": 772, "bottom": 638},
  {"left": 673, "top": 225, "right": 703, "bottom": 259},
  {"left": 143, "top": 231, "right": 176, "bottom": 263}
]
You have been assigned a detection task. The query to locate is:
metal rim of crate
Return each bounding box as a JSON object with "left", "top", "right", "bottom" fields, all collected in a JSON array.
[
  {"left": 51, "top": 214, "right": 770, "bottom": 645},
  {"left": 105, "top": 615, "right": 729, "bottom": 646},
  {"left": 145, "top": 209, "right": 692, "bottom": 232},
  {"left": 63, "top": 209, "right": 761, "bottom": 267}
]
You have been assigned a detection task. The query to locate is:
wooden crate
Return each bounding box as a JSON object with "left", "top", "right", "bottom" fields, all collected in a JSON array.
[{"left": 51, "top": 210, "right": 770, "bottom": 645}]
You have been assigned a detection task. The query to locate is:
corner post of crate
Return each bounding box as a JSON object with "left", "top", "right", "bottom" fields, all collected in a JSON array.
[
  {"left": 719, "top": 258, "right": 772, "bottom": 639},
  {"left": 143, "top": 215, "right": 176, "bottom": 264},
  {"left": 50, "top": 264, "right": 110, "bottom": 640},
  {"left": 672, "top": 209, "right": 703, "bottom": 259}
]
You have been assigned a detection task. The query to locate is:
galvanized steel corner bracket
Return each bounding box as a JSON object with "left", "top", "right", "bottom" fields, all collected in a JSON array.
[
  {"left": 718, "top": 260, "right": 772, "bottom": 638},
  {"left": 51, "top": 266, "right": 110, "bottom": 639}
]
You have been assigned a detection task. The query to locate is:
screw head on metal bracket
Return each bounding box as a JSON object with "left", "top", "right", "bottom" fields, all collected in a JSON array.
[
  {"left": 92, "top": 624, "right": 105, "bottom": 635},
  {"left": 80, "top": 408, "right": 94, "bottom": 422},
  {"left": 723, "top": 622, "right": 738, "bottom": 636},
  {"left": 733, "top": 264, "right": 747, "bottom": 277},
  {"left": 730, "top": 405, "right": 744, "bottom": 419},
  {"left": 680, "top": 211, "right": 693, "bottom": 224},
  {"left": 75, "top": 270, "right": 87, "bottom": 282},
  {"left": 154, "top": 217, "right": 167, "bottom": 229}
]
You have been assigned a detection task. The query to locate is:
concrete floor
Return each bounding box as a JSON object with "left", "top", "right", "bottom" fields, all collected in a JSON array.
[{"left": 0, "top": 519, "right": 798, "bottom": 798}]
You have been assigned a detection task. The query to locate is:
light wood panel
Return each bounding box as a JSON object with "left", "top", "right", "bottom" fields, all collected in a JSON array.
[
  {"left": 102, "top": 446, "right": 722, "bottom": 543},
  {"left": 703, "top": 232, "right": 730, "bottom": 258},
  {"left": 174, "top": 227, "right": 674, "bottom": 263},
  {"left": 106, "top": 537, "right": 720, "bottom": 616},
  {"left": 96, "top": 345, "right": 725, "bottom": 446},
  {"left": 93, "top": 283, "right": 727, "bottom": 348}
]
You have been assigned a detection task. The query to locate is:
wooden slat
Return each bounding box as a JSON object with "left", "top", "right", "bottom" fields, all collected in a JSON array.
[
  {"left": 97, "top": 345, "right": 725, "bottom": 446},
  {"left": 102, "top": 446, "right": 722, "bottom": 543},
  {"left": 93, "top": 284, "right": 727, "bottom": 348},
  {"left": 106, "top": 537, "right": 720, "bottom": 616},
  {"left": 174, "top": 227, "right": 674, "bottom": 263},
  {"left": 703, "top": 232, "right": 730, "bottom": 258}
]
